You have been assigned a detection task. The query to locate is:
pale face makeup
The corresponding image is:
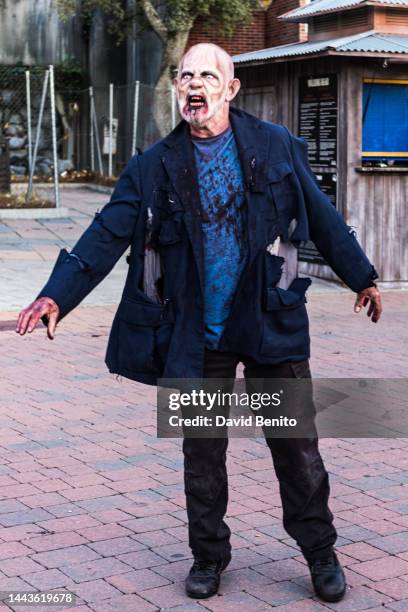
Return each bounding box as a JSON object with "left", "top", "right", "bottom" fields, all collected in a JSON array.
[{"left": 174, "top": 44, "right": 241, "bottom": 137}]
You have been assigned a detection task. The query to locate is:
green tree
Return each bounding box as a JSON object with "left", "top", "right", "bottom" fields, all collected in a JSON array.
[{"left": 57, "top": 0, "right": 259, "bottom": 133}]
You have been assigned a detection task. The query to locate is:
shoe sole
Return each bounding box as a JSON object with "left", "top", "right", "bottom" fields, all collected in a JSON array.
[
  {"left": 315, "top": 586, "right": 346, "bottom": 603},
  {"left": 185, "top": 555, "right": 232, "bottom": 600}
]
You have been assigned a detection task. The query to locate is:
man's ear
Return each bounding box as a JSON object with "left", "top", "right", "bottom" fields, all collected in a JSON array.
[{"left": 226, "top": 78, "right": 241, "bottom": 102}]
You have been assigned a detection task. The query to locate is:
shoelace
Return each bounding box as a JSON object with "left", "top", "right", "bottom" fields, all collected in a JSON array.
[
  {"left": 311, "top": 556, "right": 336, "bottom": 573},
  {"left": 191, "top": 559, "right": 219, "bottom": 576}
]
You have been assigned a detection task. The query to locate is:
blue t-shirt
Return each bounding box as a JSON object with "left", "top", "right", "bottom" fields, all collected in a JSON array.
[{"left": 192, "top": 127, "right": 248, "bottom": 349}]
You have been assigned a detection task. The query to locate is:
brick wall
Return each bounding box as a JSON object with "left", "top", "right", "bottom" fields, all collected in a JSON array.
[
  {"left": 186, "top": 1, "right": 306, "bottom": 56},
  {"left": 266, "top": 0, "right": 308, "bottom": 47},
  {"left": 187, "top": 9, "right": 267, "bottom": 55}
]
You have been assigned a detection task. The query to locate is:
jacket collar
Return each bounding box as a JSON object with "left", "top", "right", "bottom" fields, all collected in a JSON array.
[{"left": 161, "top": 107, "right": 271, "bottom": 192}]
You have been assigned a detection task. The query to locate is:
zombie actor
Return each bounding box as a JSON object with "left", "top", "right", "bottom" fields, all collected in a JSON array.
[{"left": 17, "top": 44, "right": 382, "bottom": 602}]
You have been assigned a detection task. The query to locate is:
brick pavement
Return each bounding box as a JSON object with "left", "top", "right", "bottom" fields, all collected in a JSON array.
[
  {"left": 0, "top": 187, "right": 408, "bottom": 610},
  {"left": 0, "top": 188, "right": 126, "bottom": 311}
]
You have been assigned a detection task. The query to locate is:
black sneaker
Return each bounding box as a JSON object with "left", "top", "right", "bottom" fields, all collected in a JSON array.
[
  {"left": 308, "top": 552, "right": 346, "bottom": 602},
  {"left": 185, "top": 553, "right": 231, "bottom": 599}
]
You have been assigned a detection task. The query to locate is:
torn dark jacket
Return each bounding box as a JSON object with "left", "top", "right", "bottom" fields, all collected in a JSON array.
[{"left": 37, "top": 108, "right": 378, "bottom": 385}]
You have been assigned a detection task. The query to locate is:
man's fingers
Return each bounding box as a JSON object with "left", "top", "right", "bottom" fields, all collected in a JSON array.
[
  {"left": 16, "top": 298, "right": 60, "bottom": 337},
  {"left": 16, "top": 309, "right": 25, "bottom": 332},
  {"left": 354, "top": 294, "right": 368, "bottom": 313},
  {"left": 47, "top": 310, "right": 58, "bottom": 340},
  {"left": 18, "top": 303, "right": 47, "bottom": 335},
  {"left": 17, "top": 308, "right": 35, "bottom": 335},
  {"left": 371, "top": 295, "right": 382, "bottom": 323},
  {"left": 27, "top": 307, "right": 44, "bottom": 333}
]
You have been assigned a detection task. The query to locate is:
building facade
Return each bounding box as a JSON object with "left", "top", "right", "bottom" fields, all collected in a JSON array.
[{"left": 234, "top": 0, "right": 408, "bottom": 285}]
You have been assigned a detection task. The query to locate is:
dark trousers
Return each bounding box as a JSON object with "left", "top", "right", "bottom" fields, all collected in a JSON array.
[{"left": 182, "top": 349, "right": 337, "bottom": 562}]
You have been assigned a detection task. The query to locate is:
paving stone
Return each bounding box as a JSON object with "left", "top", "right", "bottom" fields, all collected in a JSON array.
[
  {"left": 198, "top": 590, "right": 272, "bottom": 611},
  {"left": 117, "top": 549, "right": 168, "bottom": 570},
  {"left": 24, "top": 531, "right": 88, "bottom": 552},
  {"left": 150, "top": 541, "right": 192, "bottom": 562},
  {"left": 372, "top": 577, "right": 408, "bottom": 599},
  {"left": 271, "top": 601, "right": 330, "bottom": 611},
  {"left": 0, "top": 500, "right": 30, "bottom": 514},
  {"left": 251, "top": 540, "right": 299, "bottom": 561},
  {"left": 69, "top": 578, "right": 122, "bottom": 602},
  {"left": 23, "top": 568, "right": 70, "bottom": 590},
  {"left": 349, "top": 557, "right": 408, "bottom": 581},
  {"left": 245, "top": 579, "right": 310, "bottom": 606},
  {"left": 90, "top": 593, "right": 158, "bottom": 611},
  {"left": 323, "top": 585, "right": 392, "bottom": 610},
  {"left": 386, "top": 599, "right": 408, "bottom": 611},
  {"left": 219, "top": 567, "right": 272, "bottom": 592},
  {"left": 0, "top": 575, "right": 33, "bottom": 591},
  {"left": 368, "top": 532, "right": 408, "bottom": 554},
  {"left": 31, "top": 545, "right": 101, "bottom": 569},
  {"left": 106, "top": 568, "right": 171, "bottom": 592},
  {"left": 60, "top": 557, "right": 131, "bottom": 582},
  {"left": 152, "top": 559, "right": 193, "bottom": 583},
  {"left": 76, "top": 524, "right": 132, "bottom": 543},
  {"left": 141, "top": 582, "right": 193, "bottom": 608},
  {"left": 0, "top": 508, "right": 55, "bottom": 527},
  {"left": 120, "top": 514, "right": 184, "bottom": 534},
  {"left": 0, "top": 556, "right": 44, "bottom": 577},
  {"left": 88, "top": 536, "right": 146, "bottom": 556},
  {"left": 338, "top": 542, "right": 388, "bottom": 561},
  {"left": 254, "top": 558, "right": 308, "bottom": 581},
  {"left": 0, "top": 541, "right": 33, "bottom": 560}
]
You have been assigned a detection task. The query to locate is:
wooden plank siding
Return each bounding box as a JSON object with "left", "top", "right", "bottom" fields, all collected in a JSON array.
[{"left": 235, "top": 57, "right": 408, "bottom": 284}]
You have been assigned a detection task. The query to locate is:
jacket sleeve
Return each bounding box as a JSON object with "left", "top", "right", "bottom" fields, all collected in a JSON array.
[
  {"left": 286, "top": 129, "right": 378, "bottom": 293},
  {"left": 36, "top": 154, "right": 142, "bottom": 321}
]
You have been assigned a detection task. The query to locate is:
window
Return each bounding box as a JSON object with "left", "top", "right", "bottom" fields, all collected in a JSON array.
[{"left": 362, "top": 79, "right": 408, "bottom": 165}]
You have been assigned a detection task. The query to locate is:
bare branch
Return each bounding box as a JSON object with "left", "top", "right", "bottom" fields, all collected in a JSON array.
[{"left": 140, "top": 0, "right": 168, "bottom": 42}]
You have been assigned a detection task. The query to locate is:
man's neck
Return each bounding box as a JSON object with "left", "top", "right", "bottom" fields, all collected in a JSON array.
[{"left": 189, "top": 114, "right": 230, "bottom": 139}]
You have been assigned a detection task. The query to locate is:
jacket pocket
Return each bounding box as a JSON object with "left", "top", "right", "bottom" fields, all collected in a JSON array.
[
  {"left": 266, "top": 162, "right": 298, "bottom": 237},
  {"left": 260, "top": 277, "right": 311, "bottom": 357},
  {"left": 158, "top": 219, "right": 183, "bottom": 246},
  {"left": 154, "top": 187, "right": 185, "bottom": 216},
  {"left": 116, "top": 296, "right": 174, "bottom": 374}
]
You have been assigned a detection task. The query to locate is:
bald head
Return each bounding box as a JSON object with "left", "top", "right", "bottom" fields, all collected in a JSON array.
[
  {"left": 174, "top": 42, "right": 240, "bottom": 137},
  {"left": 178, "top": 43, "right": 234, "bottom": 81}
]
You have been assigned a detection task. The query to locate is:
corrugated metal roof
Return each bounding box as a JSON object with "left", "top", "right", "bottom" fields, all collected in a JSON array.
[
  {"left": 232, "top": 32, "right": 408, "bottom": 64},
  {"left": 280, "top": 0, "right": 408, "bottom": 22}
]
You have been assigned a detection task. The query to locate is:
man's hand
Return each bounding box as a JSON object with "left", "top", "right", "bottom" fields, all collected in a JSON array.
[
  {"left": 354, "top": 286, "right": 382, "bottom": 323},
  {"left": 16, "top": 297, "right": 60, "bottom": 339}
]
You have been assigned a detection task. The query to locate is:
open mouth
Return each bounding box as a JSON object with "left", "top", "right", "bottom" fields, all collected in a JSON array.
[{"left": 188, "top": 94, "right": 206, "bottom": 110}]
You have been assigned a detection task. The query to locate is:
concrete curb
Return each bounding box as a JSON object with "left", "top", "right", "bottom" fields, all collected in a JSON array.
[
  {"left": 83, "top": 184, "right": 114, "bottom": 195},
  {"left": 0, "top": 207, "right": 70, "bottom": 220},
  {"left": 11, "top": 183, "right": 114, "bottom": 195}
]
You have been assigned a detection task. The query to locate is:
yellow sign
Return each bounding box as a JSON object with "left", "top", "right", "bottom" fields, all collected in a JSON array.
[{"left": 258, "top": 0, "right": 273, "bottom": 9}]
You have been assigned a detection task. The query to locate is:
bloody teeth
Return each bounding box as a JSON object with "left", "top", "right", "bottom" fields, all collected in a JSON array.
[{"left": 189, "top": 95, "right": 205, "bottom": 109}]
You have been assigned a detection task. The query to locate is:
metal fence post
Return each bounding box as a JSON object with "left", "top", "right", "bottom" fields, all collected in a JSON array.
[
  {"left": 89, "top": 86, "right": 95, "bottom": 172},
  {"left": 171, "top": 86, "right": 177, "bottom": 130},
  {"left": 49, "top": 65, "right": 60, "bottom": 208},
  {"left": 25, "top": 70, "right": 32, "bottom": 176},
  {"left": 108, "top": 82, "right": 113, "bottom": 176},
  {"left": 26, "top": 69, "right": 49, "bottom": 202},
  {"left": 131, "top": 80, "right": 140, "bottom": 157},
  {"left": 91, "top": 94, "right": 103, "bottom": 175}
]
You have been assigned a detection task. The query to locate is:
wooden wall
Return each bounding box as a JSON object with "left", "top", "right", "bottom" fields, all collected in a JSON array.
[{"left": 235, "top": 57, "right": 408, "bottom": 284}]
